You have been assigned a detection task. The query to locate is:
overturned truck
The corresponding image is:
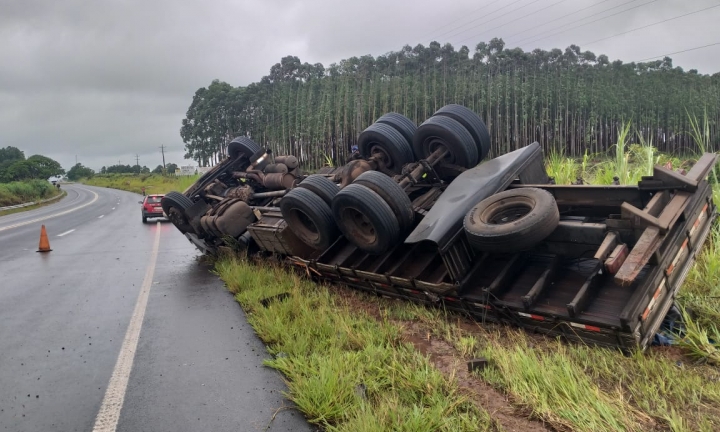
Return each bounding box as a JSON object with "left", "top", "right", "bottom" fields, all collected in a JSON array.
[{"left": 162, "top": 104, "right": 717, "bottom": 350}]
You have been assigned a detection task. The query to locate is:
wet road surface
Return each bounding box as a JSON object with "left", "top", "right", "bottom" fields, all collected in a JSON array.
[{"left": 0, "top": 185, "right": 312, "bottom": 432}]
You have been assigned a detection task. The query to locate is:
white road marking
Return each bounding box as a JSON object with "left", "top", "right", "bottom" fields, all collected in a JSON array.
[
  {"left": 92, "top": 223, "right": 162, "bottom": 432},
  {"left": 98, "top": 215, "right": 104, "bottom": 219},
  {"left": 112, "top": 207, "right": 116, "bottom": 210},
  {"left": 0, "top": 189, "right": 99, "bottom": 232},
  {"left": 57, "top": 229, "right": 75, "bottom": 237}
]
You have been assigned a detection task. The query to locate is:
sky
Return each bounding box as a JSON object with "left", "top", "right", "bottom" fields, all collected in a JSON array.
[{"left": 1, "top": 0, "right": 719, "bottom": 172}]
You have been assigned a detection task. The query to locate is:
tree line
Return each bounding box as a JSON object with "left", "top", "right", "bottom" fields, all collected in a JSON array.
[
  {"left": 97, "top": 163, "right": 178, "bottom": 175},
  {"left": 0, "top": 146, "right": 64, "bottom": 183},
  {"left": 181, "top": 38, "right": 720, "bottom": 168}
]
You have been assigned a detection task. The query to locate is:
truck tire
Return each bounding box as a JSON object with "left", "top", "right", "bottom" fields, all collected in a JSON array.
[
  {"left": 297, "top": 175, "right": 340, "bottom": 206},
  {"left": 353, "top": 171, "right": 414, "bottom": 233},
  {"left": 280, "top": 187, "right": 338, "bottom": 250},
  {"left": 376, "top": 113, "right": 417, "bottom": 153},
  {"left": 433, "top": 104, "right": 491, "bottom": 161},
  {"left": 463, "top": 188, "right": 559, "bottom": 253},
  {"left": 161, "top": 191, "right": 195, "bottom": 234},
  {"left": 228, "top": 136, "right": 260, "bottom": 160},
  {"left": 332, "top": 183, "right": 400, "bottom": 255},
  {"left": 413, "top": 115, "right": 478, "bottom": 168},
  {"left": 358, "top": 123, "right": 414, "bottom": 173}
]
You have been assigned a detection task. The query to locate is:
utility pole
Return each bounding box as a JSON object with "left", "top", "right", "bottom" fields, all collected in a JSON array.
[
  {"left": 135, "top": 154, "right": 140, "bottom": 167},
  {"left": 159, "top": 145, "right": 166, "bottom": 169}
]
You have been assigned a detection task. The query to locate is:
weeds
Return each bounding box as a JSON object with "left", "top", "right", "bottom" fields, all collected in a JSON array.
[
  {"left": 0, "top": 180, "right": 60, "bottom": 206},
  {"left": 214, "top": 257, "right": 494, "bottom": 431},
  {"left": 83, "top": 173, "right": 200, "bottom": 195}
]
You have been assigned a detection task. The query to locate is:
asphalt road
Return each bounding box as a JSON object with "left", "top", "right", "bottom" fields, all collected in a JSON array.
[{"left": 0, "top": 184, "right": 312, "bottom": 432}]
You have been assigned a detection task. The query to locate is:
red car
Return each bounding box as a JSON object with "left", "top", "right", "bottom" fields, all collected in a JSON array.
[{"left": 140, "top": 194, "right": 165, "bottom": 223}]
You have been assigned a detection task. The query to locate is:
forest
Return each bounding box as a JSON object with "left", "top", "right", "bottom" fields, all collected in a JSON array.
[{"left": 180, "top": 38, "right": 720, "bottom": 168}]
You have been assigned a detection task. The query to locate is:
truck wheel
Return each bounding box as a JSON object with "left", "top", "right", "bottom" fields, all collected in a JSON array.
[
  {"left": 413, "top": 115, "right": 478, "bottom": 168},
  {"left": 297, "top": 175, "right": 340, "bottom": 206},
  {"left": 353, "top": 171, "right": 414, "bottom": 233},
  {"left": 358, "top": 123, "right": 414, "bottom": 173},
  {"left": 162, "top": 191, "right": 195, "bottom": 234},
  {"left": 463, "top": 188, "right": 559, "bottom": 253},
  {"left": 228, "top": 136, "right": 260, "bottom": 160},
  {"left": 332, "top": 183, "right": 400, "bottom": 255},
  {"left": 280, "top": 187, "right": 338, "bottom": 250},
  {"left": 433, "top": 104, "right": 491, "bottom": 161},
  {"left": 376, "top": 113, "right": 417, "bottom": 154}
]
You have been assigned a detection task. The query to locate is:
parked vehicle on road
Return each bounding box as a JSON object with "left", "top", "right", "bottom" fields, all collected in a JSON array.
[
  {"left": 163, "top": 104, "right": 718, "bottom": 350},
  {"left": 140, "top": 194, "right": 166, "bottom": 223}
]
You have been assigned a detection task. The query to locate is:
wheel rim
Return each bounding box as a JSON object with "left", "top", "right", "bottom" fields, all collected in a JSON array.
[
  {"left": 369, "top": 143, "right": 394, "bottom": 169},
  {"left": 168, "top": 206, "right": 191, "bottom": 231},
  {"left": 481, "top": 198, "right": 534, "bottom": 225},
  {"left": 421, "top": 136, "right": 453, "bottom": 163},
  {"left": 340, "top": 207, "right": 377, "bottom": 246},
  {"left": 286, "top": 208, "right": 320, "bottom": 243}
]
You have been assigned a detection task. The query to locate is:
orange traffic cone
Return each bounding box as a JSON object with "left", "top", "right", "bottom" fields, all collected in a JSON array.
[{"left": 37, "top": 225, "right": 52, "bottom": 252}]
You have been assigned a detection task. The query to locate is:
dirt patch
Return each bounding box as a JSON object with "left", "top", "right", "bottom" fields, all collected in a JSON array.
[
  {"left": 333, "top": 287, "right": 550, "bottom": 432},
  {"left": 401, "top": 321, "right": 552, "bottom": 432}
]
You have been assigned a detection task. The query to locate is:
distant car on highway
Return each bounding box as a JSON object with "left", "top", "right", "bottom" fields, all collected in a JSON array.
[{"left": 140, "top": 194, "right": 165, "bottom": 223}]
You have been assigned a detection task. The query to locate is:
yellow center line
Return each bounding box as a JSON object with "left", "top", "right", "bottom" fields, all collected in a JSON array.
[{"left": 0, "top": 188, "right": 99, "bottom": 232}]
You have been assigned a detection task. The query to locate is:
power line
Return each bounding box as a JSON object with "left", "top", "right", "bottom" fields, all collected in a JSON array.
[
  {"left": 421, "top": 0, "right": 503, "bottom": 41},
  {"left": 457, "top": 0, "right": 569, "bottom": 45},
  {"left": 636, "top": 41, "right": 720, "bottom": 62},
  {"left": 504, "top": 0, "right": 618, "bottom": 42},
  {"left": 445, "top": 0, "right": 546, "bottom": 43},
  {"left": 582, "top": 4, "right": 720, "bottom": 47},
  {"left": 517, "top": 0, "right": 660, "bottom": 46},
  {"left": 431, "top": 0, "right": 526, "bottom": 42}
]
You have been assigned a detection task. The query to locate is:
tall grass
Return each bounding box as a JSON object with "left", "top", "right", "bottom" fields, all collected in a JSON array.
[
  {"left": 545, "top": 150, "right": 578, "bottom": 185},
  {"left": 0, "top": 180, "right": 59, "bottom": 206},
  {"left": 83, "top": 173, "right": 199, "bottom": 195},
  {"left": 687, "top": 107, "right": 717, "bottom": 184}
]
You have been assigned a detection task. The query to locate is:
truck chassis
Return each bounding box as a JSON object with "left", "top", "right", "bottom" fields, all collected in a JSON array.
[{"left": 164, "top": 105, "right": 717, "bottom": 350}]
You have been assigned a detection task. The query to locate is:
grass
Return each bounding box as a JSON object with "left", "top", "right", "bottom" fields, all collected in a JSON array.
[
  {"left": 0, "top": 191, "right": 66, "bottom": 216},
  {"left": 0, "top": 179, "right": 61, "bottom": 207},
  {"left": 82, "top": 173, "right": 200, "bottom": 195},
  {"left": 213, "top": 253, "right": 720, "bottom": 431},
  {"left": 214, "top": 256, "right": 496, "bottom": 431}
]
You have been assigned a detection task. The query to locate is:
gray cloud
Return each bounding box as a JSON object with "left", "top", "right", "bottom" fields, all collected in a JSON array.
[{"left": 1, "top": 0, "right": 718, "bottom": 172}]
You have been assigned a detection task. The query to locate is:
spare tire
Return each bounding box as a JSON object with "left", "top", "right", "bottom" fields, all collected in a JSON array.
[
  {"left": 433, "top": 104, "right": 491, "bottom": 161},
  {"left": 228, "top": 136, "right": 261, "bottom": 160},
  {"left": 358, "top": 123, "right": 414, "bottom": 173},
  {"left": 413, "top": 115, "right": 478, "bottom": 168},
  {"left": 463, "top": 188, "right": 559, "bottom": 253},
  {"left": 280, "top": 187, "right": 338, "bottom": 250},
  {"left": 297, "top": 175, "right": 340, "bottom": 206},
  {"left": 376, "top": 113, "right": 417, "bottom": 153},
  {"left": 162, "top": 191, "right": 195, "bottom": 234},
  {"left": 332, "top": 183, "right": 400, "bottom": 255},
  {"left": 353, "top": 171, "right": 414, "bottom": 233}
]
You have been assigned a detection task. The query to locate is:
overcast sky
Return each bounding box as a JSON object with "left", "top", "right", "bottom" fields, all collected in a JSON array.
[{"left": 1, "top": 0, "right": 718, "bottom": 172}]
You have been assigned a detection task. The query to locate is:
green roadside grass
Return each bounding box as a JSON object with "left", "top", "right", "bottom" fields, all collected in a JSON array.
[
  {"left": 215, "top": 257, "right": 497, "bottom": 431},
  {"left": 0, "top": 190, "right": 66, "bottom": 216},
  {"left": 216, "top": 255, "right": 720, "bottom": 432},
  {"left": 82, "top": 173, "right": 200, "bottom": 195},
  {"left": 0, "top": 179, "right": 61, "bottom": 207}
]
